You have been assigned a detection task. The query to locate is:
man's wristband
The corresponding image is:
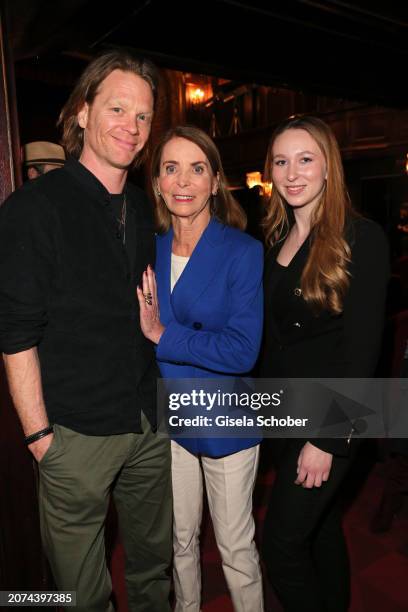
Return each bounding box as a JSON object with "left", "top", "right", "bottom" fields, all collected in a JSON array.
[{"left": 25, "top": 426, "right": 54, "bottom": 446}]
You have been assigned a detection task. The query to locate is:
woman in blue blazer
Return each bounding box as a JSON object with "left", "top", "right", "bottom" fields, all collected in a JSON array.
[{"left": 137, "top": 126, "right": 264, "bottom": 612}]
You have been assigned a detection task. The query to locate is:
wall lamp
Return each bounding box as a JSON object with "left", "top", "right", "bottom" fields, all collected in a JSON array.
[
  {"left": 246, "top": 171, "right": 272, "bottom": 196},
  {"left": 186, "top": 84, "right": 205, "bottom": 105}
]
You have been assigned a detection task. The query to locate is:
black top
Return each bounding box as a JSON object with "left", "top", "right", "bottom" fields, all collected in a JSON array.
[
  {"left": 259, "top": 217, "right": 390, "bottom": 454},
  {"left": 0, "top": 158, "right": 158, "bottom": 435}
]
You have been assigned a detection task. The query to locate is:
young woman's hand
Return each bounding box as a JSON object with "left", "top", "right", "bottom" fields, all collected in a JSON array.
[
  {"left": 295, "top": 441, "right": 333, "bottom": 488},
  {"left": 136, "top": 265, "right": 165, "bottom": 344}
]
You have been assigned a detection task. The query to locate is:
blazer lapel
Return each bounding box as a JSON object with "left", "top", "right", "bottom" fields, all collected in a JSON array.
[
  {"left": 264, "top": 237, "right": 311, "bottom": 342},
  {"left": 264, "top": 245, "right": 283, "bottom": 344},
  {"left": 171, "top": 218, "right": 225, "bottom": 324}
]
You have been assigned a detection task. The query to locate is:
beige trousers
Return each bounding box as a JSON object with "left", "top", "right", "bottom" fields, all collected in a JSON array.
[{"left": 171, "top": 441, "right": 264, "bottom": 612}]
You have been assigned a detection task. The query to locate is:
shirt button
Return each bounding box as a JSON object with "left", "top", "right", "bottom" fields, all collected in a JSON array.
[
  {"left": 193, "top": 322, "right": 202, "bottom": 330},
  {"left": 294, "top": 287, "right": 302, "bottom": 296},
  {"left": 293, "top": 321, "right": 301, "bottom": 327}
]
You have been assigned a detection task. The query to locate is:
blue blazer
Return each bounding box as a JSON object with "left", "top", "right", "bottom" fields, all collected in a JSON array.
[{"left": 156, "top": 218, "right": 263, "bottom": 456}]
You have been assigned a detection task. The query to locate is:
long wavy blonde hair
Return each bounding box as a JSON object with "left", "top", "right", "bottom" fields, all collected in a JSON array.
[{"left": 263, "top": 115, "right": 357, "bottom": 314}]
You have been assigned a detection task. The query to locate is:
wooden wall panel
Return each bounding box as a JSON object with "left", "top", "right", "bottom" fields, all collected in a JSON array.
[{"left": 0, "top": 4, "right": 21, "bottom": 202}]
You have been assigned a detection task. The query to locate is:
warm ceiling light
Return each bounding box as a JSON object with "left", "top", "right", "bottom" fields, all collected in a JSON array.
[{"left": 187, "top": 86, "right": 205, "bottom": 105}]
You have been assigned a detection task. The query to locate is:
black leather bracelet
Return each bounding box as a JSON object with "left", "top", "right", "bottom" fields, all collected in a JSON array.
[{"left": 25, "top": 426, "right": 54, "bottom": 446}]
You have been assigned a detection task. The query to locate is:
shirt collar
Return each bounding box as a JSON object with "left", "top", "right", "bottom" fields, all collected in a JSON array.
[{"left": 63, "top": 157, "right": 127, "bottom": 202}]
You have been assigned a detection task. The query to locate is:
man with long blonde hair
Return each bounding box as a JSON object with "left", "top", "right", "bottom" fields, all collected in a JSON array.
[{"left": 0, "top": 48, "right": 172, "bottom": 612}]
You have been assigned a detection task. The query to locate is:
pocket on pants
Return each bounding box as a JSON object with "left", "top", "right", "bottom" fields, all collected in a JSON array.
[{"left": 38, "top": 424, "right": 63, "bottom": 468}]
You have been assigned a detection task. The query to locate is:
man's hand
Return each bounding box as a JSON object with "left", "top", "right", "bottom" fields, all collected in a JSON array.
[
  {"left": 295, "top": 441, "right": 333, "bottom": 488},
  {"left": 3, "top": 348, "right": 52, "bottom": 461},
  {"left": 28, "top": 432, "right": 54, "bottom": 462}
]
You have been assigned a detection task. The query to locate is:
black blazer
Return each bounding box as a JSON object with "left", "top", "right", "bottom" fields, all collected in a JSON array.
[{"left": 260, "top": 217, "right": 390, "bottom": 455}]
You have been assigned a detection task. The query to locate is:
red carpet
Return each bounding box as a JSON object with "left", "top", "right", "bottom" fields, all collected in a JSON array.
[{"left": 110, "top": 443, "right": 408, "bottom": 611}]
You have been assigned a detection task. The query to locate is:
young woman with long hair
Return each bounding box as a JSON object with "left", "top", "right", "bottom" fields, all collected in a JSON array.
[{"left": 260, "top": 115, "right": 389, "bottom": 611}]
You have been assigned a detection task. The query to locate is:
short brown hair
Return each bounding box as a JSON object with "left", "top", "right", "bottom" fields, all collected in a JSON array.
[
  {"left": 58, "top": 47, "right": 159, "bottom": 166},
  {"left": 150, "top": 125, "right": 246, "bottom": 233}
]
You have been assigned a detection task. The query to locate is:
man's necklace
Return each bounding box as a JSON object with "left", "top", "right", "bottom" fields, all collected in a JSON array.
[{"left": 117, "top": 194, "right": 127, "bottom": 245}]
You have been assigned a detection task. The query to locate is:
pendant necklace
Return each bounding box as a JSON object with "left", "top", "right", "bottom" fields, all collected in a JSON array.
[{"left": 118, "top": 194, "right": 127, "bottom": 245}]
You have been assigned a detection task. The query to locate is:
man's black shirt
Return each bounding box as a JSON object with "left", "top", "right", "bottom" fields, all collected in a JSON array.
[{"left": 0, "top": 158, "right": 158, "bottom": 435}]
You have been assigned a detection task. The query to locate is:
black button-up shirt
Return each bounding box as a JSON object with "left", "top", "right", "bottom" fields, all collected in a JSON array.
[{"left": 0, "top": 158, "right": 158, "bottom": 435}]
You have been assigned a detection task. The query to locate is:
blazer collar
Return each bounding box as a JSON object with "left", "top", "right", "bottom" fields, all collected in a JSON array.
[
  {"left": 201, "top": 216, "right": 226, "bottom": 247},
  {"left": 264, "top": 236, "right": 311, "bottom": 342},
  {"left": 156, "top": 218, "right": 226, "bottom": 324}
]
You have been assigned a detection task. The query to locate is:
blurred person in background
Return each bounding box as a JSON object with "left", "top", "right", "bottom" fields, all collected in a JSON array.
[{"left": 23, "top": 140, "right": 66, "bottom": 179}]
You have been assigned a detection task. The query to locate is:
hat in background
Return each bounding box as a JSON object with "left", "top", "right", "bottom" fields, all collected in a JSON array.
[{"left": 23, "top": 141, "right": 66, "bottom": 167}]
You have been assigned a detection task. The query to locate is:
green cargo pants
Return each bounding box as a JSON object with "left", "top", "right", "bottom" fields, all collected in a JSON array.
[{"left": 38, "top": 415, "right": 172, "bottom": 612}]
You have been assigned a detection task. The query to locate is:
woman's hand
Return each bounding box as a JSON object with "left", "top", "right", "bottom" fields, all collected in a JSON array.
[
  {"left": 295, "top": 441, "right": 333, "bottom": 488},
  {"left": 136, "top": 265, "right": 165, "bottom": 344}
]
